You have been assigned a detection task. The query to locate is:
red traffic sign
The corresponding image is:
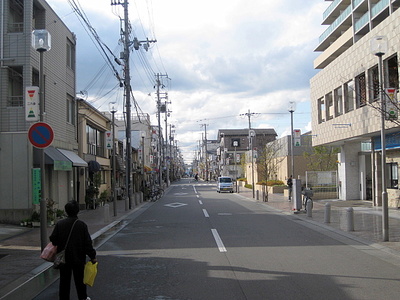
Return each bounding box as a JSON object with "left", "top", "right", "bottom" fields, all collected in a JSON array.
[{"left": 28, "top": 122, "right": 54, "bottom": 148}]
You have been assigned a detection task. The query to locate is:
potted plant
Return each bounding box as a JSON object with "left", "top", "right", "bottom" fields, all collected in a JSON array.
[{"left": 31, "top": 211, "right": 40, "bottom": 227}]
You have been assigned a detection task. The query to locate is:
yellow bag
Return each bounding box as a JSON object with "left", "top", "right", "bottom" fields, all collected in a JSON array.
[{"left": 83, "top": 261, "right": 98, "bottom": 287}]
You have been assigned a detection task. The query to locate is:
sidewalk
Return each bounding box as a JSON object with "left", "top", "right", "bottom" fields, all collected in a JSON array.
[
  {"left": 0, "top": 198, "right": 147, "bottom": 299},
  {"left": 235, "top": 188, "right": 400, "bottom": 253}
]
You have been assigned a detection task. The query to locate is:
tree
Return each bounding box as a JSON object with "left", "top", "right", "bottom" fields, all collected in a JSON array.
[
  {"left": 257, "top": 140, "right": 285, "bottom": 201},
  {"left": 303, "top": 146, "right": 339, "bottom": 171}
]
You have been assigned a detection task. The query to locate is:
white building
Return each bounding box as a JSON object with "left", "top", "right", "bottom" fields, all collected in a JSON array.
[{"left": 311, "top": 0, "right": 400, "bottom": 206}]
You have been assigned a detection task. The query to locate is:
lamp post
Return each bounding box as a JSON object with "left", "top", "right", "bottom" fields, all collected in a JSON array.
[
  {"left": 249, "top": 130, "right": 256, "bottom": 198},
  {"left": 233, "top": 140, "right": 238, "bottom": 192},
  {"left": 288, "top": 101, "right": 296, "bottom": 182},
  {"left": 109, "top": 102, "right": 117, "bottom": 217},
  {"left": 371, "top": 36, "right": 389, "bottom": 241},
  {"left": 32, "top": 30, "right": 51, "bottom": 251}
]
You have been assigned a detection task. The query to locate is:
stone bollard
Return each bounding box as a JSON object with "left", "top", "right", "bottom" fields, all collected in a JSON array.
[
  {"left": 256, "top": 190, "right": 259, "bottom": 200},
  {"left": 306, "top": 200, "right": 312, "bottom": 217},
  {"left": 346, "top": 207, "right": 354, "bottom": 231},
  {"left": 104, "top": 204, "right": 110, "bottom": 223},
  {"left": 324, "top": 203, "right": 331, "bottom": 223},
  {"left": 262, "top": 190, "right": 266, "bottom": 202}
]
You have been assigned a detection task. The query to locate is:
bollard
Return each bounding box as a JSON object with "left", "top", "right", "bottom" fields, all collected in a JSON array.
[
  {"left": 104, "top": 204, "right": 110, "bottom": 223},
  {"left": 306, "top": 200, "right": 312, "bottom": 217},
  {"left": 346, "top": 207, "right": 354, "bottom": 231},
  {"left": 262, "top": 190, "right": 266, "bottom": 202},
  {"left": 324, "top": 203, "right": 331, "bottom": 223},
  {"left": 256, "top": 190, "right": 259, "bottom": 200}
]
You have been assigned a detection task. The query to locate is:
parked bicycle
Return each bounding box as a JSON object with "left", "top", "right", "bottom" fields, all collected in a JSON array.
[
  {"left": 302, "top": 187, "right": 313, "bottom": 211},
  {"left": 145, "top": 186, "right": 164, "bottom": 202}
]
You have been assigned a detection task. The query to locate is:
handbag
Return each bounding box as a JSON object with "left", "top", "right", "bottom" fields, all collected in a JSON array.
[
  {"left": 53, "top": 220, "right": 78, "bottom": 269},
  {"left": 40, "top": 242, "right": 57, "bottom": 262},
  {"left": 83, "top": 261, "right": 98, "bottom": 287}
]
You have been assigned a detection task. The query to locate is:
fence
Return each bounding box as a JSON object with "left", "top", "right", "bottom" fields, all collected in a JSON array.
[{"left": 305, "top": 171, "right": 338, "bottom": 200}]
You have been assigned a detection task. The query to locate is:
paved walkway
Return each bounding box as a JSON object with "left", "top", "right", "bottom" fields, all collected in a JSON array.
[{"left": 2, "top": 183, "right": 400, "bottom": 298}]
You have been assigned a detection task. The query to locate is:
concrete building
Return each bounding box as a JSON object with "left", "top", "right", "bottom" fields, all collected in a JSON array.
[
  {"left": 217, "top": 129, "right": 277, "bottom": 179},
  {"left": 0, "top": 0, "right": 84, "bottom": 223},
  {"left": 311, "top": 0, "right": 400, "bottom": 206}
]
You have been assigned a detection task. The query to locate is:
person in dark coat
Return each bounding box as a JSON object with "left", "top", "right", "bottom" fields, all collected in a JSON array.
[{"left": 50, "top": 200, "right": 97, "bottom": 300}]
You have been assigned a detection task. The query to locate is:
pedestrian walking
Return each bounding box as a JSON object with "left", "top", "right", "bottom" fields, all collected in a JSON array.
[
  {"left": 287, "top": 176, "right": 293, "bottom": 201},
  {"left": 50, "top": 200, "right": 97, "bottom": 300}
]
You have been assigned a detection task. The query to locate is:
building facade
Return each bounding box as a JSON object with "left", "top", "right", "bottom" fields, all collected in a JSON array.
[
  {"left": 217, "top": 129, "right": 277, "bottom": 179},
  {"left": 0, "top": 0, "right": 84, "bottom": 223},
  {"left": 311, "top": 0, "right": 400, "bottom": 205}
]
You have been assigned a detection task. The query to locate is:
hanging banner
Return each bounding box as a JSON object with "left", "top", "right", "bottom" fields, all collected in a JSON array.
[
  {"left": 385, "top": 88, "right": 398, "bottom": 120},
  {"left": 294, "top": 129, "right": 301, "bottom": 147},
  {"left": 25, "top": 86, "right": 40, "bottom": 122}
]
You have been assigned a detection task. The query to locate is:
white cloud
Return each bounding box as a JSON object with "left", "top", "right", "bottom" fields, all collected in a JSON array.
[{"left": 46, "top": 0, "right": 326, "bottom": 163}]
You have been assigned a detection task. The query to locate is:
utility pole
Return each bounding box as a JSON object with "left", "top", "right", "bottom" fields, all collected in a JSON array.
[
  {"left": 155, "top": 73, "right": 169, "bottom": 187},
  {"left": 241, "top": 110, "right": 257, "bottom": 198},
  {"left": 111, "top": 0, "right": 155, "bottom": 209},
  {"left": 200, "top": 124, "right": 209, "bottom": 181}
]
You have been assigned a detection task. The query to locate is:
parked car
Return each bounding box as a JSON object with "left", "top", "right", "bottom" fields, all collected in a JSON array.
[{"left": 217, "top": 176, "right": 234, "bottom": 193}]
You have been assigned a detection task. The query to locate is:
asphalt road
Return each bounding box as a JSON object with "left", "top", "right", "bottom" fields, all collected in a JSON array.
[{"left": 35, "top": 179, "right": 400, "bottom": 299}]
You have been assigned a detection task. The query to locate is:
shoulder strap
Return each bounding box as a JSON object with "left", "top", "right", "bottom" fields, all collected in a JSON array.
[{"left": 65, "top": 219, "right": 78, "bottom": 249}]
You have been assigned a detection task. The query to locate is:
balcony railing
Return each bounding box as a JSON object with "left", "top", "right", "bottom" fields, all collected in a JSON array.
[
  {"left": 319, "top": 5, "right": 352, "bottom": 44},
  {"left": 353, "top": 0, "right": 365, "bottom": 9},
  {"left": 323, "top": 0, "right": 342, "bottom": 20},
  {"left": 354, "top": 11, "right": 369, "bottom": 31},
  {"left": 7, "top": 96, "right": 23, "bottom": 107},
  {"left": 371, "top": 0, "right": 389, "bottom": 17}
]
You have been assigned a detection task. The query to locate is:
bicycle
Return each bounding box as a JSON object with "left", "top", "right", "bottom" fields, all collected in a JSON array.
[
  {"left": 146, "top": 186, "right": 164, "bottom": 202},
  {"left": 302, "top": 188, "right": 313, "bottom": 211}
]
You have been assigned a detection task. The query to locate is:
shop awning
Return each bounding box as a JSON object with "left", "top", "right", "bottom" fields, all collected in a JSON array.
[
  {"left": 58, "top": 149, "right": 88, "bottom": 167},
  {"left": 88, "top": 160, "right": 101, "bottom": 173},
  {"left": 43, "top": 147, "right": 70, "bottom": 165}
]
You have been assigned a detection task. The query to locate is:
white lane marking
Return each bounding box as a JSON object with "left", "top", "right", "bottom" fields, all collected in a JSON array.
[
  {"left": 193, "top": 186, "right": 197, "bottom": 194},
  {"left": 196, "top": 195, "right": 199, "bottom": 198},
  {"left": 203, "top": 209, "right": 209, "bottom": 218},
  {"left": 164, "top": 203, "right": 188, "bottom": 208},
  {"left": 199, "top": 200, "right": 203, "bottom": 205},
  {"left": 211, "top": 229, "right": 227, "bottom": 252}
]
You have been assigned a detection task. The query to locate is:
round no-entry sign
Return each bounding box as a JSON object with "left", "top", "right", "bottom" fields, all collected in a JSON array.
[{"left": 28, "top": 122, "right": 54, "bottom": 148}]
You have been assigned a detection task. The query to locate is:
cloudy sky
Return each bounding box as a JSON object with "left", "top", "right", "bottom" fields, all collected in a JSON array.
[{"left": 47, "top": 0, "right": 327, "bottom": 163}]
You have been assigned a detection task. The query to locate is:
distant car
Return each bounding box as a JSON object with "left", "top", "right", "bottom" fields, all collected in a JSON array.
[{"left": 217, "top": 176, "right": 234, "bottom": 193}]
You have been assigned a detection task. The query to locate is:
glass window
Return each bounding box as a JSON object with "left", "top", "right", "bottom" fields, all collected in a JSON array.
[
  {"left": 66, "top": 39, "right": 75, "bottom": 70},
  {"left": 344, "top": 80, "right": 354, "bottom": 113},
  {"left": 369, "top": 65, "right": 379, "bottom": 102},
  {"left": 387, "top": 55, "right": 399, "bottom": 90},
  {"left": 326, "top": 92, "right": 333, "bottom": 120},
  {"left": 334, "top": 86, "right": 343, "bottom": 117},
  {"left": 9, "top": 0, "right": 23, "bottom": 33},
  {"left": 66, "top": 94, "right": 75, "bottom": 125},
  {"left": 387, "top": 162, "right": 398, "bottom": 189},
  {"left": 355, "top": 73, "right": 367, "bottom": 107},
  {"left": 7, "top": 67, "right": 23, "bottom": 107},
  {"left": 318, "top": 97, "right": 325, "bottom": 123}
]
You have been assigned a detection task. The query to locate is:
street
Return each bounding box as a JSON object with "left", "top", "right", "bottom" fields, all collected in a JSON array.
[{"left": 35, "top": 179, "right": 400, "bottom": 299}]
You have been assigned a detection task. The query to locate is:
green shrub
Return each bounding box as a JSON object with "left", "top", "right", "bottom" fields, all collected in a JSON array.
[
  {"left": 244, "top": 184, "right": 252, "bottom": 189},
  {"left": 256, "top": 180, "right": 285, "bottom": 186},
  {"left": 237, "top": 178, "right": 247, "bottom": 182}
]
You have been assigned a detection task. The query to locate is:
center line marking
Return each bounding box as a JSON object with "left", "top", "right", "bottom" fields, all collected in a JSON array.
[
  {"left": 211, "top": 229, "right": 227, "bottom": 252},
  {"left": 203, "top": 209, "right": 209, "bottom": 217},
  {"left": 199, "top": 200, "right": 203, "bottom": 205}
]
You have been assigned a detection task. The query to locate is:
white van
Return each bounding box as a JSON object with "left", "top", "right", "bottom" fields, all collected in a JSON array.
[{"left": 217, "top": 176, "right": 234, "bottom": 193}]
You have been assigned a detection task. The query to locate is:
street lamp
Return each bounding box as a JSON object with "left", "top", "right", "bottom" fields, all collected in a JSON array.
[
  {"left": 371, "top": 36, "right": 389, "bottom": 242},
  {"left": 109, "top": 102, "right": 118, "bottom": 217},
  {"left": 288, "top": 101, "right": 296, "bottom": 182},
  {"left": 32, "top": 29, "right": 51, "bottom": 251},
  {"left": 249, "top": 129, "right": 256, "bottom": 198},
  {"left": 233, "top": 140, "right": 238, "bottom": 192}
]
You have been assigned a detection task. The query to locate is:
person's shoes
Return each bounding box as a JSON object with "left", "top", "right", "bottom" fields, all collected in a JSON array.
[{"left": 86, "top": 298, "right": 91, "bottom": 300}]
